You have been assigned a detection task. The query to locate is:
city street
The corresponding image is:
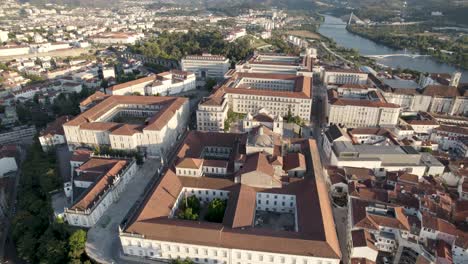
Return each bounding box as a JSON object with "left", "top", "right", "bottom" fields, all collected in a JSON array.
[
  {"left": 85, "top": 158, "right": 161, "bottom": 264},
  {"left": 310, "top": 81, "right": 328, "bottom": 166}
]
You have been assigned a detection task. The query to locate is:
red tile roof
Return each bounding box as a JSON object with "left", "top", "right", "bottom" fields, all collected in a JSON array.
[
  {"left": 65, "top": 95, "right": 188, "bottom": 132},
  {"left": 40, "top": 115, "right": 71, "bottom": 137},
  {"left": 71, "top": 158, "right": 130, "bottom": 211},
  {"left": 122, "top": 137, "right": 341, "bottom": 259}
]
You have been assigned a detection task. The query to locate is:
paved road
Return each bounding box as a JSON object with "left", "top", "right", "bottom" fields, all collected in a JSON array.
[
  {"left": 56, "top": 144, "right": 73, "bottom": 183},
  {"left": 311, "top": 81, "right": 351, "bottom": 262},
  {"left": 86, "top": 158, "right": 161, "bottom": 264},
  {"left": 0, "top": 146, "right": 26, "bottom": 263}
]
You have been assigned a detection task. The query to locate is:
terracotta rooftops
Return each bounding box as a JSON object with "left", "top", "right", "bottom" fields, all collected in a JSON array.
[
  {"left": 176, "top": 158, "right": 204, "bottom": 169},
  {"left": 40, "top": 115, "right": 71, "bottom": 137},
  {"left": 283, "top": 152, "right": 306, "bottom": 171},
  {"left": 107, "top": 75, "right": 156, "bottom": 92},
  {"left": 122, "top": 135, "right": 341, "bottom": 259},
  {"left": 329, "top": 89, "right": 400, "bottom": 108},
  {"left": 206, "top": 72, "right": 312, "bottom": 100},
  {"left": 422, "top": 213, "right": 458, "bottom": 235},
  {"left": 433, "top": 125, "right": 468, "bottom": 136},
  {"left": 70, "top": 148, "right": 93, "bottom": 163},
  {"left": 71, "top": 157, "right": 131, "bottom": 211},
  {"left": 351, "top": 229, "right": 377, "bottom": 250},
  {"left": 79, "top": 91, "right": 110, "bottom": 107},
  {"left": 351, "top": 198, "right": 419, "bottom": 232},
  {"left": 422, "top": 85, "right": 461, "bottom": 97},
  {"left": 253, "top": 112, "right": 274, "bottom": 123},
  {"left": 65, "top": 95, "right": 188, "bottom": 133}
]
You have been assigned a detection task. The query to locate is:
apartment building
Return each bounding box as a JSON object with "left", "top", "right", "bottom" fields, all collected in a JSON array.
[
  {"left": 64, "top": 156, "right": 137, "bottom": 227},
  {"left": 119, "top": 131, "right": 342, "bottom": 264},
  {"left": 181, "top": 54, "right": 230, "bottom": 81},
  {"left": 63, "top": 94, "right": 190, "bottom": 158},
  {"left": 197, "top": 72, "right": 312, "bottom": 132},
  {"left": 327, "top": 87, "right": 400, "bottom": 128}
]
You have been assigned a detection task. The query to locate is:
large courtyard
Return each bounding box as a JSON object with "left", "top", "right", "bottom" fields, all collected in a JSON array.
[
  {"left": 110, "top": 115, "right": 149, "bottom": 125},
  {"left": 254, "top": 210, "right": 296, "bottom": 232}
]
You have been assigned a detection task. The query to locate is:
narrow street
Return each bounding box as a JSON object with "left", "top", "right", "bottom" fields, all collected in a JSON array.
[
  {"left": 85, "top": 158, "right": 161, "bottom": 264},
  {"left": 311, "top": 80, "right": 350, "bottom": 261}
]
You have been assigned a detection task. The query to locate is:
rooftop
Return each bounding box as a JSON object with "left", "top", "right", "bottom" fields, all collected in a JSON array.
[
  {"left": 70, "top": 157, "right": 132, "bottom": 211},
  {"left": 65, "top": 95, "right": 188, "bottom": 133},
  {"left": 121, "top": 133, "right": 341, "bottom": 259}
]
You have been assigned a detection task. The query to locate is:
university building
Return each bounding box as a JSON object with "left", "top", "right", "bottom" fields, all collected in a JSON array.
[
  {"left": 235, "top": 51, "right": 314, "bottom": 75},
  {"left": 106, "top": 70, "right": 196, "bottom": 96},
  {"left": 327, "top": 85, "right": 400, "bottom": 128},
  {"left": 197, "top": 72, "right": 312, "bottom": 132},
  {"left": 64, "top": 156, "right": 137, "bottom": 227},
  {"left": 119, "top": 128, "right": 341, "bottom": 264},
  {"left": 181, "top": 54, "right": 230, "bottom": 82},
  {"left": 63, "top": 94, "right": 190, "bottom": 158}
]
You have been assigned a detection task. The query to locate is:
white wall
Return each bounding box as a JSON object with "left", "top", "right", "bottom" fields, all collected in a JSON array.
[
  {"left": 0, "top": 157, "right": 17, "bottom": 176},
  {"left": 120, "top": 236, "right": 341, "bottom": 264},
  {"left": 65, "top": 160, "right": 137, "bottom": 227}
]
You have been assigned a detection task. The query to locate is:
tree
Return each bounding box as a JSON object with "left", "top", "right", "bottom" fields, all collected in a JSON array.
[
  {"left": 68, "top": 230, "right": 87, "bottom": 260},
  {"left": 100, "top": 79, "right": 109, "bottom": 88},
  {"left": 178, "top": 207, "right": 199, "bottom": 221},
  {"left": 205, "top": 198, "right": 227, "bottom": 223},
  {"left": 171, "top": 257, "right": 195, "bottom": 264},
  {"left": 177, "top": 195, "right": 201, "bottom": 221},
  {"left": 204, "top": 78, "right": 217, "bottom": 91}
]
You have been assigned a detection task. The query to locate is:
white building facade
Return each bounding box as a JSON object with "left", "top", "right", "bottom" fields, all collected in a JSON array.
[{"left": 181, "top": 54, "right": 230, "bottom": 81}]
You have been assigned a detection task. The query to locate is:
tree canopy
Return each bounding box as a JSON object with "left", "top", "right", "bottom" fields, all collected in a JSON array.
[
  {"left": 171, "top": 257, "right": 195, "bottom": 264},
  {"left": 177, "top": 195, "right": 201, "bottom": 221},
  {"left": 12, "top": 141, "right": 90, "bottom": 263},
  {"left": 205, "top": 198, "right": 227, "bottom": 223},
  {"left": 129, "top": 30, "right": 254, "bottom": 63}
]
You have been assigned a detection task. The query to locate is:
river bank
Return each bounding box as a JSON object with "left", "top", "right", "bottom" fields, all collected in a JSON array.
[
  {"left": 317, "top": 14, "right": 468, "bottom": 82},
  {"left": 346, "top": 25, "right": 468, "bottom": 70}
]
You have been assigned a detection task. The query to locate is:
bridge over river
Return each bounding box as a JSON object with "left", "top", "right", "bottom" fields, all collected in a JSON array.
[{"left": 364, "top": 54, "right": 431, "bottom": 59}]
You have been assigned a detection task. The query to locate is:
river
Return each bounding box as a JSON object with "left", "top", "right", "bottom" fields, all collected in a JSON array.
[{"left": 318, "top": 14, "right": 468, "bottom": 82}]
